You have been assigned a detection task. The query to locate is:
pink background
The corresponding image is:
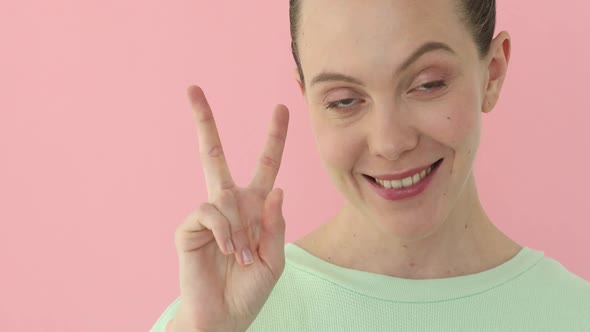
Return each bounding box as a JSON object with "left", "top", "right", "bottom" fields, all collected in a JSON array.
[{"left": 1, "top": 1, "right": 589, "bottom": 331}]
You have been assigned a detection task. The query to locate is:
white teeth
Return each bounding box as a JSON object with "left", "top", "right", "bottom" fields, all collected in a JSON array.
[
  {"left": 412, "top": 173, "right": 420, "bottom": 185},
  {"left": 375, "top": 165, "right": 433, "bottom": 189},
  {"left": 401, "top": 177, "right": 413, "bottom": 187}
]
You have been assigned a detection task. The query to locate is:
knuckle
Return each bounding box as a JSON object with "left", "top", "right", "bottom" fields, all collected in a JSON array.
[
  {"left": 210, "top": 189, "right": 234, "bottom": 207},
  {"left": 220, "top": 188, "right": 234, "bottom": 198},
  {"left": 179, "top": 209, "right": 198, "bottom": 229},
  {"left": 218, "top": 179, "right": 234, "bottom": 191},
  {"left": 197, "top": 201, "right": 211, "bottom": 213},
  {"left": 174, "top": 225, "right": 188, "bottom": 245},
  {"left": 197, "top": 210, "right": 229, "bottom": 236},
  {"left": 211, "top": 220, "right": 230, "bottom": 236},
  {"left": 231, "top": 226, "right": 250, "bottom": 242},
  {"left": 260, "top": 155, "right": 280, "bottom": 170},
  {"left": 182, "top": 204, "right": 212, "bottom": 230},
  {"left": 195, "top": 108, "right": 213, "bottom": 123},
  {"left": 217, "top": 189, "right": 234, "bottom": 205},
  {"left": 207, "top": 145, "right": 224, "bottom": 158}
]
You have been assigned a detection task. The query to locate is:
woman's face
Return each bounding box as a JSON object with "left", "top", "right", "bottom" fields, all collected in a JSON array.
[{"left": 296, "top": 0, "right": 499, "bottom": 238}]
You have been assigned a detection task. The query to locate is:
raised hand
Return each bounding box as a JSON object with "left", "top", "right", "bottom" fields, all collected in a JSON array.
[{"left": 168, "top": 85, "right": 290, "bottom": 332}]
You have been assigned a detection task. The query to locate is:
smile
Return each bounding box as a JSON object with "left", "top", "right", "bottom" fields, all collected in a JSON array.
[
  {"left": 363, "top": 158, "right": 444, "bottom": 201},
  {"left": 373, "top": 159, "right": 443, "bottom": 189}
]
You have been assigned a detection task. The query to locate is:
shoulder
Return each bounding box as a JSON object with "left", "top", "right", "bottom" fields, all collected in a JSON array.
[
  {"left": 532, "top": 255, "right": 590, "bottom": 292},
  {"left": 518, "top": 253, "right": 590, "bottom": 316}
]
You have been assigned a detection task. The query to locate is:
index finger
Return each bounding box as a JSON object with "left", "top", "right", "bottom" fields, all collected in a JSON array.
[{"left": 187, "top": 85, "right": 235, "bottom": 197}]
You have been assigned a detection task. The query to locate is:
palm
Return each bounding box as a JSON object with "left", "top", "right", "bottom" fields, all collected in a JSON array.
[{"left": 173, "top": 86, "right": 289, "bottom": 332}]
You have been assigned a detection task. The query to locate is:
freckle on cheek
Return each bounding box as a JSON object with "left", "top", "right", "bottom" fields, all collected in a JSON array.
[{"left": 446, "top": 116, "right": 451, "bottom": 120}]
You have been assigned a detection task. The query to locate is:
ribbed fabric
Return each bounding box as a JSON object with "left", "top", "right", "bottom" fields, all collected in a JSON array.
[{"left": 151, "top": 243, "right": 590, "bottom": 331}]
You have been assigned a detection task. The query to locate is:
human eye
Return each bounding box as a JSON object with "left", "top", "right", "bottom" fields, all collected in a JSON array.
[
  {"left": 414, "top": 80, "right": 447, "bottom": 92},
  {"left": 325, "top": 98, "right": 362, "bottom": 110}
]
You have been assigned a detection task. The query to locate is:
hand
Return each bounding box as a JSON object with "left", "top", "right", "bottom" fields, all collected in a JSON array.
[{"left": 170, "top": 85, "right": 289, "bottom": 332}]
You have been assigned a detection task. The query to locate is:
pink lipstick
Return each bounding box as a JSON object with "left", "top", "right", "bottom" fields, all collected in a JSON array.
[{"left": 365, "top": 158, "right": 443, "bottom": 201}]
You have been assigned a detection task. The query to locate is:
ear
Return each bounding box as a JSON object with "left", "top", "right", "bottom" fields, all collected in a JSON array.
[
  {"left": 293, "top": 67, "right": 305, "bottom": 95},
  {"left": 482, "top": 31, "right": 511, "bottom": 113}
]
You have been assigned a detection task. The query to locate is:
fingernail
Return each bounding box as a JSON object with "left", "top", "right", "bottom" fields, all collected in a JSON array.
[
  {"left": 225, "top": 239, "right": 234, "bottom": 254},
  {"left": 242, "top": 247, "right": 254, "bottom": 265}
]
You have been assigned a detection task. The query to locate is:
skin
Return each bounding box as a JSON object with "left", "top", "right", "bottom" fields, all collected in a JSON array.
[
  {"left": 167, "top": 87, "right": 289, "bottom": 332},
  {"left": 293, "top": 0, "right": 523, "bottom": 279},
  {"left": 166, "top": 1, "right": 522, "bottom": 329}
]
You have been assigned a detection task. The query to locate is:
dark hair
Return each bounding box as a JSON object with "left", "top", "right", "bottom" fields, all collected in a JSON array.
[{"left": 289, "top": 0, "right": 496, "bottom": 86}]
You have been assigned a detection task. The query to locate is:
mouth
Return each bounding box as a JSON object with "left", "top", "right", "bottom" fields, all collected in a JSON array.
[{"left": 363, "top": 158, "right": 444, "bottom": 189}]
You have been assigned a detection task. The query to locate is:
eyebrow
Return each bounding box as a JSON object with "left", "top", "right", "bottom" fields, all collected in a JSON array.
[{"left": 309, "top": 41, "right": 456, "bottom": 88}]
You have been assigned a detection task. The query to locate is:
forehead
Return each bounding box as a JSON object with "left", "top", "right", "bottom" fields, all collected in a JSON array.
[
  {"left": 297, "top": 0, "right": 474, "bottom": 76},
  {"left": 299, "top": 0, "right": 463, "bottom": 43}
]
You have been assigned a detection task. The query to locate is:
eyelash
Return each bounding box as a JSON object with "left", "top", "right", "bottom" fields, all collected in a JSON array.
[
  {"left": 324, "top": 80, "right": 447, "bottom": 110},
  {"left": 415, "top": 80, "right": 447, "bottom": 92},
  {"left": 325, "top": 98, "right": 358, "bottom": 110}
]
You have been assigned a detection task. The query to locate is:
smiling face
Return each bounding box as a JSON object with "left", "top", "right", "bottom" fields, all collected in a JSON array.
[{"left": 295, "top": 0, "right": 507, "bottom": 240}]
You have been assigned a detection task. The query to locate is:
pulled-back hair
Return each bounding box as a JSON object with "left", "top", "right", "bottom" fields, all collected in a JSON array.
[{"left": 289, "top": 0, "right": 496, "bottom": 85}]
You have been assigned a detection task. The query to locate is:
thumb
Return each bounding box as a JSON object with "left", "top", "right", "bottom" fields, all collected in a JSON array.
[{"left": 258, "top": 188, "right": 286, "bottom": 273}]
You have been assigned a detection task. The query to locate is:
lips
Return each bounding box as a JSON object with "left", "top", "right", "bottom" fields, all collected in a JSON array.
[
  {"left": 365, "top": 158, "right": 444, "bottom": 182},
  {"left": 364, "top": 158, "right": 444, "bottom": 201}
]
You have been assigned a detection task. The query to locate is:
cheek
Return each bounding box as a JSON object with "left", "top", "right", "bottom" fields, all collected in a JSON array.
[
  {"left": 312, "top": 118, "right": 364, "bottom": 170},
  {"left": 431, "top": 87, "right": 482, "bottom": 151},
  {"left": 447, "top": 110, "right": 480, "bottom": 149}
]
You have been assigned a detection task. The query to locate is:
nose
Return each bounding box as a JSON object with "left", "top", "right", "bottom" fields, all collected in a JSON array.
[{"left": 366, "top": 103, "right": 419, "bottom": 161}]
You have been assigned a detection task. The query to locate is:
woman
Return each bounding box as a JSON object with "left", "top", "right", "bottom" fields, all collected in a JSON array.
[{"left": 152, "top": 0, "right": 590, "bottom": 331}]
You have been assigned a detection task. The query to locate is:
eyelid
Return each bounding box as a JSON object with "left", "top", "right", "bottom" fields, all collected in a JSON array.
[
  {"left": 408, "top": 68, "right": 452, "bottom": 93},
  {"left": 322, "top": 86, "right": 363, "bottom": 101},
  {"left": 322, "top": 85, "right": 365, "bottom": 105},
  {"left": 415, "top": 80, "right": 447, "bottom": 91},
  {"left": 411, "top": 64, "right": 451, "bottom": 80},
  {"left": 325, "top": 98, "right": 362, "bottom": 110}
]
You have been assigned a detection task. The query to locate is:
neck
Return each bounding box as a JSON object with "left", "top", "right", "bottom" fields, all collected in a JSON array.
[{"left": 308, "top": 173, "right": 521, "bottom": 279}]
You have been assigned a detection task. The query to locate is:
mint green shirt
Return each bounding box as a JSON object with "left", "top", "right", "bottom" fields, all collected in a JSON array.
[{"left": 151, "top": 243, "right": 590, "bottom": 331}]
